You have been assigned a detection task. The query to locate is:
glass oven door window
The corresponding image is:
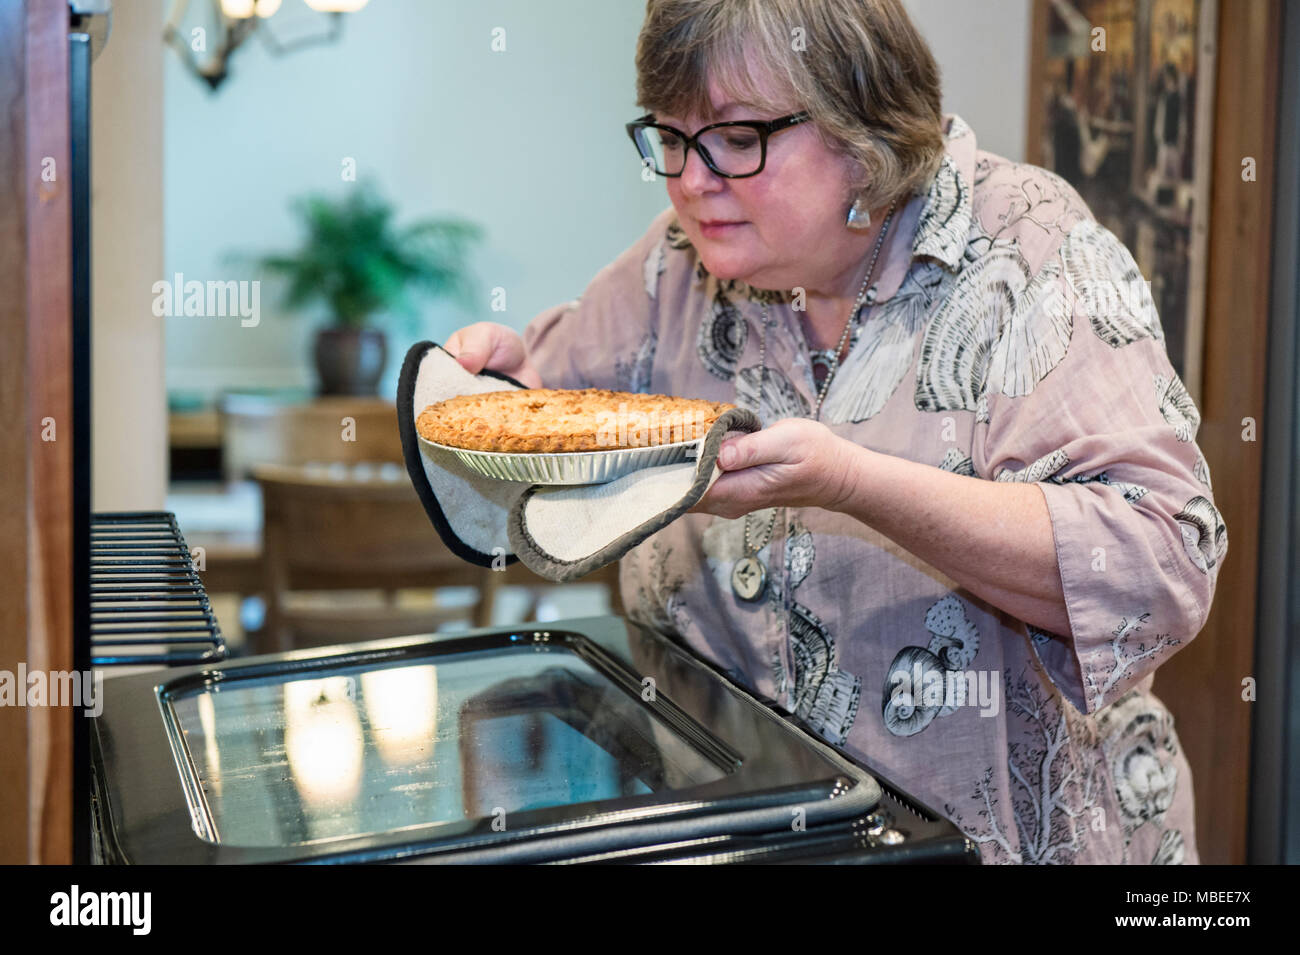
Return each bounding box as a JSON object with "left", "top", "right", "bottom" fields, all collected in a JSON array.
[{"left": 163, "top": 645, "right": 729, "bottom": 847}]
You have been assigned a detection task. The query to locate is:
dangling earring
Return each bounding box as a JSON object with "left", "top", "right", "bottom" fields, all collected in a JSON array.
[{"left": 845, "top": 195, "right": 872, "bottom": 231}]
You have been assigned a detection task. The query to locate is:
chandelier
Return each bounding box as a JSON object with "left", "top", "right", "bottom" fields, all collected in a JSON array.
[{"left": 163, "top": 0, "right": 370, "bottom": 91}]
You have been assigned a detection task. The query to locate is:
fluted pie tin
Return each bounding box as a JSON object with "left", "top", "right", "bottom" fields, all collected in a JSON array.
[{"left": 419, "top": 435, "right": 702, "bottom": 485}]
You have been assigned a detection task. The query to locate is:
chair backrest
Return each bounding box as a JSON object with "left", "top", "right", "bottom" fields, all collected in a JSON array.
[
  {"left": 221, "top": 395, "right": 403, "bottom": 483},
  {"left": 254, "top": 462, "right": 477, "bottom": 587},
  {"left": 253, "top": 462, "right": 495, "bottom": 652}
]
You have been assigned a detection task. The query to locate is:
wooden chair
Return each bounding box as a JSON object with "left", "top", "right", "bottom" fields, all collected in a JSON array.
[
  {"left": 253, "top": 462, "right": 500, "bottom": 654},
  {"left": 221, "top": 394, "right": 403, "bottom": 484}
]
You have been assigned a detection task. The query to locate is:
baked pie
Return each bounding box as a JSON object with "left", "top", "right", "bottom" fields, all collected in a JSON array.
[{"left": 416, "top": 387, "right": 735, "bottom": 453}]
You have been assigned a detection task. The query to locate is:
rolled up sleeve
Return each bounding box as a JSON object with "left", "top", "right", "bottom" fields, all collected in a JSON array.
[{"left": 971, "top": 220, "right": 1226, "bottom": 714}]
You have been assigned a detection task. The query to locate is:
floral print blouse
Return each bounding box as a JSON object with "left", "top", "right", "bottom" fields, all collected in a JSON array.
[{"left": 522, "top": 114, "right": 1225, "bottom": 864}]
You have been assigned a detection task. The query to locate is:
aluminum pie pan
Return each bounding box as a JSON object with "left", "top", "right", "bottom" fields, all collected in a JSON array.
[{"left": 419, "top": 435, "right": 702, "bottom": 485}]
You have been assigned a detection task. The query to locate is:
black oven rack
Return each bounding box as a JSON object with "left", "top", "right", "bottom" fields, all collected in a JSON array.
[{"left": 90, "top": 511, "right": 227, "bottom": 667}]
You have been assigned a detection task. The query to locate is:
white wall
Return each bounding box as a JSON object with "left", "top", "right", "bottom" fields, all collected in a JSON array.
[
  {"left": 905, "top": 0, "right": 1032, "bottom": 162},
  {"left": 164, "top": 0, "right": 669, "bottom": 403},
  {"left": 163, "top": 0, "right": 1032, "bottom": 403},
  {"left": 93, "top": 0, "right": 167, "bottom": 509}
]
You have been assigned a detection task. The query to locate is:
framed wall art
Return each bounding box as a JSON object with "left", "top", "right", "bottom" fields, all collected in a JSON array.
[{"left": 1028, "top": 0, "right": 1218, "bottom": 402}]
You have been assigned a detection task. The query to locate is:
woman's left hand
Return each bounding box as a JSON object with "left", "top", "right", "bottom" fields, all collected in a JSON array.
[{"left": 688, "top": 418, "right": 861, "bottom": 519}]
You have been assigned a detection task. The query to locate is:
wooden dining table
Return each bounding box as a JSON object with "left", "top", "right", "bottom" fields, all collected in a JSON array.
[{"left": 166, "top": 475, "right": 623, "bottom": 630}]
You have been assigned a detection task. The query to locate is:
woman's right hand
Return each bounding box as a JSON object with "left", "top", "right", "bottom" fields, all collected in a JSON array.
[{"left": 444, "top": 321, "right": 543, "bottom": 389}]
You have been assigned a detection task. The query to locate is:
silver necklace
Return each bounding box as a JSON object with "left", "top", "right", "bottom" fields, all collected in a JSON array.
[{"left": 730, "top": 199, "right": 898, "bottom": 602}]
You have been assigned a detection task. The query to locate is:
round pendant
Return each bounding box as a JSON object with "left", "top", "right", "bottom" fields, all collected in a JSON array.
[
  {"left": 731, "top": 556, "right": 767, "bottom": 601},
  {"left": 810, "top": 350, "right": 836, "bottom": 387}
]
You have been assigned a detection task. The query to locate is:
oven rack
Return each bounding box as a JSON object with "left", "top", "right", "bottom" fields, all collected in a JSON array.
[{"left": 90, "top": 511, "right": 227, "bottom": 666}]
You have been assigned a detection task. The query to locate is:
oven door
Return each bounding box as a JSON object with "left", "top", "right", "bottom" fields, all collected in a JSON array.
[{"left": 90, "top": 614, "right": 974, "bottom": 863}]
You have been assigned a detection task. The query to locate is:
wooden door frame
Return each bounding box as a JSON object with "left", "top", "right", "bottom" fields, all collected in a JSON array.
[
  {"left": 1251, "top": 0, "right": 1300, "bottom": 865},
  {"left": 0, "top": 0, "right": 74, "bottom": 865}
]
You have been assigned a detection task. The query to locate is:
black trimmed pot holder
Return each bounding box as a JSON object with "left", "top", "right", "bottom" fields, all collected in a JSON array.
[{"left": 397, "top": 340, "right": 761, "bottom": 582}]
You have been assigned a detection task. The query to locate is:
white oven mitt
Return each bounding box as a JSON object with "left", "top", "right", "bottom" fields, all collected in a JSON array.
[{"left": 397, "top": 341, "right": 762, "bottom": 582}]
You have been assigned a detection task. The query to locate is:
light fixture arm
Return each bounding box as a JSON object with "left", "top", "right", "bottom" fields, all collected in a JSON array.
[{"left": 163, "top": 0, "right": 353, "bottom": 92}]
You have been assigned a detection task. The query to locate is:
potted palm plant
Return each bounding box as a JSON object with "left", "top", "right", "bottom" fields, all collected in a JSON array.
[{"left": 257, "top": 183, "right": 482, "bottom": 395}]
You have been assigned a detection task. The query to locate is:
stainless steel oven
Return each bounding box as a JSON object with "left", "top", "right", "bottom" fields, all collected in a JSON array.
[{"left": 90, "top": 613, "right": 978, "bottom": 864}]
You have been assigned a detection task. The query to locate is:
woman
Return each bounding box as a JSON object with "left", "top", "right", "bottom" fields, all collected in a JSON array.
[{"left": 445, "top": 0, "right": 1225, "bottom": 865}]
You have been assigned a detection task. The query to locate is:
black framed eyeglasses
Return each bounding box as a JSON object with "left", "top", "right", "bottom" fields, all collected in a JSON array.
[{"left": 625, "top": 111, "right": 811, "bottom": 178}]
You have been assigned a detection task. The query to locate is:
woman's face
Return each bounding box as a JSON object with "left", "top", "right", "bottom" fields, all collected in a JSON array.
[{"left": 657, "top": 75, "right": 867, "bottom": 297}]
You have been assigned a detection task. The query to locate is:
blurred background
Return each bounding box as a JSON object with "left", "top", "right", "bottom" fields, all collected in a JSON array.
[
  {"left": 91, "top": 0, "right": 1034, "bottom": 648},
  {"left": 57, "top": 0, "right": 1292, "bottom": 865}
]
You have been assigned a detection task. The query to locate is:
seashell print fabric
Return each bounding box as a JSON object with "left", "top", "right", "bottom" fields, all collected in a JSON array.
[{"left": 522, "top": 115, "right": 1224, "bottom": 864}]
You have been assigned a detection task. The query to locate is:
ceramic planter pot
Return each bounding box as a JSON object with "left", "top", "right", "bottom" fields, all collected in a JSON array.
[{"left": 314, "top": 326, "right": 387, "bottom": 396}]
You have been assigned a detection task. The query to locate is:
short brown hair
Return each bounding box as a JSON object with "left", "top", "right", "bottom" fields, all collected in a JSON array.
[{"left": 634, "top": 0, "right": 946, "bottom": 210}]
